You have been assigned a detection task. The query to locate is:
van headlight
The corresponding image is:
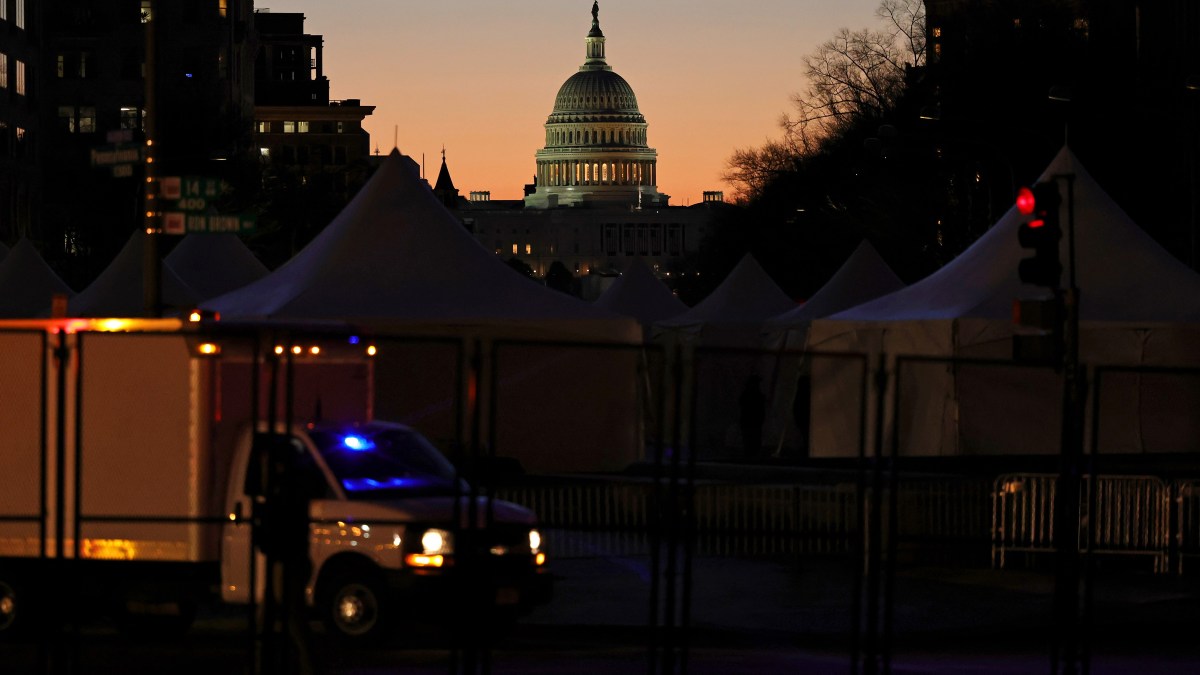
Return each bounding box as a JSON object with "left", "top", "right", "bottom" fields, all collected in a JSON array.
[
  {"left": 530, "top": 529, "right": 546, "bottom": 566},
  {"left": 405, "top": 528, "right": 453, "bottom": 568},
  {"left": 421, "top": 528, "right": 452, "bottom": 555}
]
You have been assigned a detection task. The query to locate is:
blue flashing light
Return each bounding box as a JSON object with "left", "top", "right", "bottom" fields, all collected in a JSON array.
[
  {"left": 185, "top": 73, "right": 194, "bottom": 79},
  {"left": 341, "top": 434, "right": 376, "bottom": 451},
  {"left": 342, "top": 476, "right": 424, "bottom": 492},
  {"left": 348, "top": 335, "right": 360, "bottom": 345}
]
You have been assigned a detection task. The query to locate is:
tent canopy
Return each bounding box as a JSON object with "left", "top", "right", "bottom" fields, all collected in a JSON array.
[
  {"left": 68, "top": 230, "right": 199, "bottom": 318},
  {"left": 805, "top": 147, "right": 1200, "bottom": 459},
  {"left": 831, "top": 147, "right": 1200, "bottom": 323},
  {"left": 0, "top": 238, "right": 73, "bottom": 318},
  {"left": 767, "top": 240, "right": 904, "bottom": 328},
  {"left": 165, "top": 233, "right": 269, "bottom": 302},
  {"left": 594, "top": 257, "right": 687, "bottom": 327},
  {"left": 205, "top": 150, "right": 628, "bottom": 325},
  {"left": 657, "top": 254, "right": 795, "bottom": 331}
]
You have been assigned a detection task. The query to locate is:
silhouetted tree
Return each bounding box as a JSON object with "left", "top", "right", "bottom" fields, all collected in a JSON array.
[
  {"left": 506, "top": 257, "right": 534, "bottom": 278},
  {"left": 545, "top": 261, "right": 575, "bottom": 295}
]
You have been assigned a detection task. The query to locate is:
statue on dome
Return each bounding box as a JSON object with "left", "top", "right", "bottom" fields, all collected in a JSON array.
[{"left": 592, "top": 2, "right": 599, "bottom": 22}]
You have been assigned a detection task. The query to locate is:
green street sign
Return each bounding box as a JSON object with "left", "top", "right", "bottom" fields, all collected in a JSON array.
[
  {"left": 159, "top": 176, "right": 226, "bottom": 212},
  {"left": 162, "top": 212, "right": 256, "bottom": 235}
]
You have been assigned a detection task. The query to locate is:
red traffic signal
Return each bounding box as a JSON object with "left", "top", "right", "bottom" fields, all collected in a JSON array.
[
  {"left": 1016, "top": 181, "right": 1062, "bottom": 288},
  {"left": 1015, "top": 186, "right": 1036, "bottom": 215}
]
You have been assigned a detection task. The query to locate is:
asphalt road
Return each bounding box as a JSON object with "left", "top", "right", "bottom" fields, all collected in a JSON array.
[{"left": 3, "top": 554, "right": 1199, "bottom": 674}]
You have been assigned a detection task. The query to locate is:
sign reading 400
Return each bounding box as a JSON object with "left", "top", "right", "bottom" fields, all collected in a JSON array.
[{"left": 159, "top": 176, "right": 225, "bottom": 212}]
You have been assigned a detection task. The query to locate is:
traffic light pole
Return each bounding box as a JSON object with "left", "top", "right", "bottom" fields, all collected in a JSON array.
[{"left": 1052, "top": 173, "right": 1089, "bottom": 675}]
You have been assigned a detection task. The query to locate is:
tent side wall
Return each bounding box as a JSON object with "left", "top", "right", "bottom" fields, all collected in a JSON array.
[
  {"left": 367, "top": 318, "right": 646, "bottom": 474},
  {"left": 807, "top": 318, "right": 1200, "bottom": 460}
]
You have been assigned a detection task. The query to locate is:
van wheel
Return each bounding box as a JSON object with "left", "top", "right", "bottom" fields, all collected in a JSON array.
[
  {"left": 320, "top": 573, "right": 388, "bottom": 641},
  {"left": 0, "top": 579, "right": 21, "bottom": 636}
]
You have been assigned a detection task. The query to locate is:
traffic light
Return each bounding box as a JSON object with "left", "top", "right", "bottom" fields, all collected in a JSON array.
[
  {"left": 1015, "top": 182, "right": 1062, "bottom": 289},
  {"left": 1013, "top": 181, "right": 1065, "bottom": 366}
]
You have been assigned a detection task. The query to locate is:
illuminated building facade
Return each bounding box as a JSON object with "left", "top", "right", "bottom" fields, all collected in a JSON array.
[
  {"left": 524, "top": 2, "right": 665, "bottom": 209},
  {"left": 447, "top": 3, "right": 721, "bottom": 299}
]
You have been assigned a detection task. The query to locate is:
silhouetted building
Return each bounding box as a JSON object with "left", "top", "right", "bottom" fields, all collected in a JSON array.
[
  {"left": 922, "top": 0, "right": 1200, "bottom": 267},
  {"left": 431, "top": 148, "right": 462, "bottom": 209},
  {"left": 0, "top": 0, "right": 256, "bottom": 287},
  {"left": 251, "top": 9, "right": 374, "bottom": 197}
]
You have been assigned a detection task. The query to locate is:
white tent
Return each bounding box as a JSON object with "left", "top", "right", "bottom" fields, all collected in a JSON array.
[
  {"left": 806, "top": 147, "right": 1200, "bottom": 458},
  {"left": 767, "top": 240, "right": 905, "bottom": 332},
  {"left": 165, "top": 234, "right": 269, "bottom": 302},
  {"left": 655, "top": 253, "right": 796, "bottom": 343},
  {"left": 594, "top": 257, "right": 687, "bottom": 336},
  {"left": 205, "top": 150, "right": 643, "bottom": 474},
  {"left": 205, "top": 150, "right": 632, "bottom": 328},
  {"left": 0, "top": 238, "right": 73, "bottom": 318},
  {"left": 761, "top": 240, "right": 905, "bottom": 455},
  {"left": 68, "top": 230, "right": 200, "bottom": 318},
  {"left": 652, "top": 254, "right": 796, "bottom": 458}
]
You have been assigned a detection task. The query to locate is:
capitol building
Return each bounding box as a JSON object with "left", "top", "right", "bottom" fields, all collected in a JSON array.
[
  {"left": 524, "top": 2, "right": 666, "bottom": 209},
  {"left": 438, "top": 3, "right": 723, "bottom": 297}
]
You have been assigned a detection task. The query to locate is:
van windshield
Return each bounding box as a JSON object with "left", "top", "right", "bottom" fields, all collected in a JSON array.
[{"left": 308, "top": 428, "right": 462, "bottom": 499}]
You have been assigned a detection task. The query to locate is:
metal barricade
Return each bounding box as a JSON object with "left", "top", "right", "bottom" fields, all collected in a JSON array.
[
  {"left": 1174, "top": 479, "right": 1200, "bottom": 574},
  {"left": 992, "top": 473, "right": 1170, "bottom": 571}
]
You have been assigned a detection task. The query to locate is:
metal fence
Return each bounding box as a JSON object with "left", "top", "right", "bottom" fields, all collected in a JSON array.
[{"left": 991, "top": 473, "right": 1171, "bottom": 571}]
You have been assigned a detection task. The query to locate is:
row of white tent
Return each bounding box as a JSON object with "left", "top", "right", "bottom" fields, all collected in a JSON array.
[
  {"left": 597, "top": 147, "right": 1200, "bottom": 459},
  {"left": 2, "top": 146, "right": 1196, "bottom": 462},
  {"left": 0, "top": 231, "right": 269, "bottom": 318}
]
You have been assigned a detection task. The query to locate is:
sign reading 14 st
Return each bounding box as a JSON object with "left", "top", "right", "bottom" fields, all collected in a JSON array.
[
  {"left": 159, "top": 176, "right": 223, "bottom": 210},
  {"left": 158, "top": 176, "right": 254, "bottom": 234}
]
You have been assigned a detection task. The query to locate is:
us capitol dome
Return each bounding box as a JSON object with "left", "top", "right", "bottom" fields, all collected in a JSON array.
[{"left": 524, "top": 2, "right": 667, "bottom": 209}]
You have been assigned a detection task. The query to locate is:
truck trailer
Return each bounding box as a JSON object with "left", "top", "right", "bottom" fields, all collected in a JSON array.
[{"left": 0, "top": 318, "right": 551, "bottom": 641}]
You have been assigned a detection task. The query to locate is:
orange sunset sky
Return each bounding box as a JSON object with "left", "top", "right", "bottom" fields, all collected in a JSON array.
[{"left": 268, "top": 0, "right": 886, "bottom": 204}]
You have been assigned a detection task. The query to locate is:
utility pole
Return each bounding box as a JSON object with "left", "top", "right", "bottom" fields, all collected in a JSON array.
[{"left": 142, "top": 0, "right": 161, "bottom": 318}]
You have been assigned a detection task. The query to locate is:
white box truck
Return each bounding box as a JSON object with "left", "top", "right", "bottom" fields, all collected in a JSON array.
[{"left": 0, "top": 319, "right": 551, "bottom": 641}]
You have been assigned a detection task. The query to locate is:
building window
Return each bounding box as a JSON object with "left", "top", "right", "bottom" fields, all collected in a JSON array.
[
  {"left": 57, "top": 54, "right": 65, "bottom": 78},
  {"left": 668, "top": 224, "right": 682, "bottom": 255},
  {"left": 297, "top": 121, "right": 309, "bottom": 133},
  {"left": 283, "top": 121, "right": 296, "bottom": 133},
  {"left": 218, "top": 0, "right": 229, "bottom": 18},
  {"left": 336, "top": 122, "right": 345, "bottom": 133},
  {"left": 0, "top": 2, "right": 6, "bottom": 21},
  {"left": 16, "top": 61, "right": 26, "bottom": 96},
  {"left": 59, "top": 106, "right": 76, "bottom": 133},
  {"left": 16, "top": 0, "right": 25, "bottom": 28},
  {"left": 259, "top": 147, "right": 270, "bottom": 159},
  {"left": 257, "top": 121, "right": 269, "bottom": 133},
  {"left": 120, "top": 107, "right": 142, "bottom": 130},
  {"left": 78, "top": 107, "right": 96, "bottom": 133},
  {"left": 931, "top": 26, "right": 941, "bottom": 38},
  {"left": 512, "top": 244, "right": 518, "bottom": 255},
  {"left": 525, "top": 244, "right": 532, "bottom": 255},
  {"left": 140, "top": 0, "right": 152, "bottom": 23},
  {"left": 0, "top": 53, "right": 7, "bottom": 89}
]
